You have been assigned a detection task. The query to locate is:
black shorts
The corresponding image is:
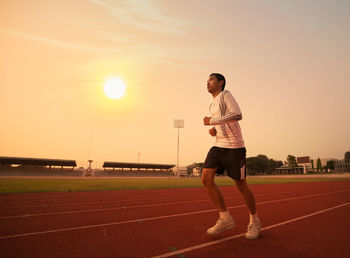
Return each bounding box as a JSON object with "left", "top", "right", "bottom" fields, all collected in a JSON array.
[{"left": 203, "top": 147, "right": 246, "bottom": 180}]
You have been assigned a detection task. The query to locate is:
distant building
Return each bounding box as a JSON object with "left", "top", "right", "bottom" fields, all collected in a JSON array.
[
  {"left": 334, "top": 159, "right": 350, "bottom": 173},
  {"left": 275, "top": 166, "right": 304, "bottom": 175},
  {"left": 275, "top": 156, "right": 311, "bottom": 174},
  {"left": 297, "top": 156, "right": 311, "bottom": 174},
  {"left": 174, "top": 166, "right": 188, "bottom": 177}
]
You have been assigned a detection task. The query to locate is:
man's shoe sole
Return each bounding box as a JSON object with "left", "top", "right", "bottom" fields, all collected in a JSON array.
[
  {"left": 207, "top": 223, "right": 235, "bottom": 235},
  {"left": 245, "top": 234, "right": 260, "bottom": 240}
]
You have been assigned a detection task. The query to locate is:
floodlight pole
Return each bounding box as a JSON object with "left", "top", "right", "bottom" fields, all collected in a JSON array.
[
  {"left": 138, "top": 152, "right": 140, "bottom": 171},
  {"left": 177, "top": 127, "right": 180, "bottom": 178},
  {"left": 174, "top": 119, "right": 184, "bottom": 178}
]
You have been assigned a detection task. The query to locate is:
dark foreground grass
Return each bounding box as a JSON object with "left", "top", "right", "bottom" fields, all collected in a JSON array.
[{"left": 0, "top": 177, "right": 349, "bottom": 194}]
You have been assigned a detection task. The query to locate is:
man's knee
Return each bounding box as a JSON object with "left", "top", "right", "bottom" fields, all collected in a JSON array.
[
  {"left": 201, "top": 169, "right": 216, "bottom": 187},
  {"left": 202, "top": 176, "right": 215, "bottom": 187},
  {"left": 235, "top": 179, "right": 248, "bottom": 192}
]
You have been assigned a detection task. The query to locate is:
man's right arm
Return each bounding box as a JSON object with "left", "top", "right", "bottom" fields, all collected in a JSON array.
[{"left": 210, "top": 91, "right": 242, "bottom": 125}]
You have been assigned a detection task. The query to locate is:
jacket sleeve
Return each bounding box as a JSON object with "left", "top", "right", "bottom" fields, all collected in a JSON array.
[{"left": 210, "top": 91, "right": 242, "bottom": 125}]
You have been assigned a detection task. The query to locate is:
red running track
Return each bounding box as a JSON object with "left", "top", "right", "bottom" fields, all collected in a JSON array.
[{"left": 0, "top": 180, "right": 349, "bottom": 258}]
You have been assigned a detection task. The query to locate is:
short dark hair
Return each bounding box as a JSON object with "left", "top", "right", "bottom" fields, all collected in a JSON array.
[{"left": 210, "top": 73, "right": 226, "bottom": 90}]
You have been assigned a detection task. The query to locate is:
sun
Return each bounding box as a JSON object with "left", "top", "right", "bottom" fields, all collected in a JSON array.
[{"left": 103, "top": 78, "right": 126, "bottom": 99}]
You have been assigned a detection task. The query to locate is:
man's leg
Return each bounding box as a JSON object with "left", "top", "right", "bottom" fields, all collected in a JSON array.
[
  {"left": 235, "top": 179, "right": 256, "bottom": 214},
  {"left": 201, "top": 168, "right": 226, "bottom": 211},
  {"left": 202, "top": 168, "right": 234, "bottom": 235},
  {"left": 235, "top": 179, "right": 261, "bottom": 239}
]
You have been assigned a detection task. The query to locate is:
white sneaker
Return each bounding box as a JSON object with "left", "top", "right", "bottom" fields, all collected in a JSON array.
[
  {"left": 207, "top": 217, "right": 235, "bottom": 235},
  {"left": 245, "top": 219, "right": 261, "bottom": 240}
]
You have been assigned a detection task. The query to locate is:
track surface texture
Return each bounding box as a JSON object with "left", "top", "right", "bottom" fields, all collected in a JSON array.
[{"left": 0, "top": 180, "right": 349, "bottom": 258}]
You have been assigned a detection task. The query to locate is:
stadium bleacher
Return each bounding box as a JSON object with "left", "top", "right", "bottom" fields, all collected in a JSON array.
[
  {"left": 0, "top": 157, "right": 176, "bottom": 177},
  {"left": 93, "top": 169, "right": 173, "bottom": 177},
  {"left": 0, "top": 156, "right": 81, "bottom": 176},
  {"left": 99, "top": 162, "right": 175, "bottom": 177}
]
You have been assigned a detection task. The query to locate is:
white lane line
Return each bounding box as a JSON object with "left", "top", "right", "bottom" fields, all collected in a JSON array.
[
  {"left": 0, "top": 189, "right": 228, "bottom": 207},
  {"left": 152, "top": 202, "right": 350, "bottom": 258},
  {"left": 0, "top": 193, "right": 206, "bottom": 206},
  {"left": 253, "top": 189, "right": 349, "bottom": 206},
  {"left": 0, "top": 191, "right": 288, "bottom": 218},
  {"left": 0, "top": 193, "right": 271, "bottom": 219},
  {"left": 0, "top": 189, "right": 348, "bottom": 240},
  {"left": 1, "top": 187, "right": 342, "bottom": 210},
  {"left": 1, "top": 189, "right": 347, "bottom": 219},
  {"left": 0, "top": 191, "right": 218, "bottom": 209},
  {"left": 0, "top": 207, "right": 220, "bottom": 240},
  {"left": 0, "top": 199, "right": 217, "bottom": 219},
  {"left": 0, "top": 197, "right": 167, "bottom": 210},
  {"left": 0, "top": 194, "right": 217, "bottom": 210}
]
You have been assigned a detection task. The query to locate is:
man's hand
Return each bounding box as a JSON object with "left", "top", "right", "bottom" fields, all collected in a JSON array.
[
  {"left": 209, "top": 127, "right": 217, "bottom": 136},
  {"left": 203, "top": 116, "right": 211, "bottom": 125}
]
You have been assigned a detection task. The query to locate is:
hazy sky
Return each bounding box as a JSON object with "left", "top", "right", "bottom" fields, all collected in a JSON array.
[{"left": 1, "top": 0, "right": 349, "bottom": 168}]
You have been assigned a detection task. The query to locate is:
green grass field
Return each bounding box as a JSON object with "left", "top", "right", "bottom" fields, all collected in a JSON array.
[{"left": 0, "top": 176, "right": 349, "bottom": 194}]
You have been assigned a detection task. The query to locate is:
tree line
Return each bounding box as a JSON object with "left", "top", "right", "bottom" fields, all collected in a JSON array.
[
  {"left": 186, "top": 151, "right": 350, "bottom": 176},
  {"left": 186, "top": 155, "right": 284, "bottom": 176},
  {"left": 246, "top": 155, "right": 283, "bottom": 175}
]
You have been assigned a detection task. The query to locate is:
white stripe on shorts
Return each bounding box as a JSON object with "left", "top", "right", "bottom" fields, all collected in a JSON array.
[{"left": 240, "top": 165, "right": 246, "bottom": 180}]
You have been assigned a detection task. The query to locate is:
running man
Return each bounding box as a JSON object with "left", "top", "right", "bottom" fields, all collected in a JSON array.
[{"left": 202, "top": 73, "right": 261, "bottom": 239}]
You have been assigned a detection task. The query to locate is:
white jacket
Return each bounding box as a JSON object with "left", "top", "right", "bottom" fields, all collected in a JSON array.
[{"left": 209, "top": 90, "right": 245, "bottom": 149}]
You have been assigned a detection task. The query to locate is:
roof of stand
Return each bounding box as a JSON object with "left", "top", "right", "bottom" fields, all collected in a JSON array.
[
  {"left": 0, "top": 156, "right": 77, "bottom": 167},
  {"left": 103, "top": 162, "right": 175, "bottom": 169}
]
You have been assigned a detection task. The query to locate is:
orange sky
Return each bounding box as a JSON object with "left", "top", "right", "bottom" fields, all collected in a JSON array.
[{"left": 1, "top": 0, "right": 349, "bottom": 168}]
